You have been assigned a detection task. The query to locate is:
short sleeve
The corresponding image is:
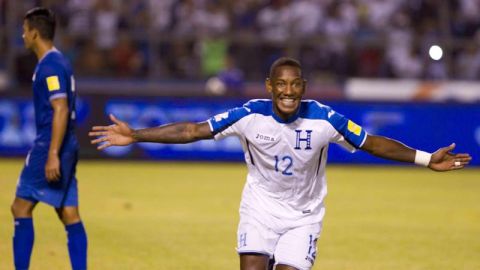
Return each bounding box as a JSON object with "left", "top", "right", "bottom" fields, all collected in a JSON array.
[
  {"left": 38, "top": 63, "right": 68, "bottom": 101},
  {"left": 207, "top": 105, "right": 251, "bottom": 140},
  {"left": 327, "top": 108, "right": 367, "bottom": 152}
]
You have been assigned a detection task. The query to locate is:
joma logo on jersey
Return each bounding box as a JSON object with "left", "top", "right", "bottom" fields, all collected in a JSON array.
[
  {"left": 256, "top": 133, "right": 275, "bottom": 142},
  {"left": 295, "top": 129, "right": 312, "bottom": 150}
]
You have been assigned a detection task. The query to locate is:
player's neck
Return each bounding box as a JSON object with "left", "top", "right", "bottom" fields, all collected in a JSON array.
[{"left": 33, "top": 41, "right": 54, "bottom": 60}]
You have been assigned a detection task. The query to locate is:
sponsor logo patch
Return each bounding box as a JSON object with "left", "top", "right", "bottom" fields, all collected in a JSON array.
[
  {"left": 46, "top": 76, "right": 60, "bottom": 91},
  {"left": 347, "top": 120, "right": 362, "bottom": 136}
]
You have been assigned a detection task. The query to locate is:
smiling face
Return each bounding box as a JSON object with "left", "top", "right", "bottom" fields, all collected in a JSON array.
[{"left": 266, "top": 64, "right": 306, "bottom": 121}]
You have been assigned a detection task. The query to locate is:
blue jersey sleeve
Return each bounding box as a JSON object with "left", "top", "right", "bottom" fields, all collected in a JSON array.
[
  {"left": 38, "top": 62, "right": 68, "bottom": 101},
  {"left": 327, "top": 108, "right": 367, "bottom": 149},
  {"left": 208, "top": 105, "right": 251, "bottom": 135}
]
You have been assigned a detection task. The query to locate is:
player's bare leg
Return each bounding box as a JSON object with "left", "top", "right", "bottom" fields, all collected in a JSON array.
[
  {"left": 11, "top": 197, "right": 37, "bottom": 218},
  {"left": 240, "top": 253, "right": 270, "bottom": 270},
  {"left": 55, "top": 206, "right": 82, "bottom": 225}
]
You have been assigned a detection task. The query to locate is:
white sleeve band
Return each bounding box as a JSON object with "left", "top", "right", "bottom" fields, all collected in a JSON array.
[{"left": 415, "top": 150, "right": 432, "bottom": 167}]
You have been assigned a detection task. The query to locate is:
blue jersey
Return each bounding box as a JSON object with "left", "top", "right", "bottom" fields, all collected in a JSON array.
[
  {"left": 16, "top": 49, "right": 79, "bottom": 208},
  {"left": 32, "top": 49, "right": 77, "bottom": 145},
  {"left": 208, "top": 99, "right": 367, "bottom": 227}
]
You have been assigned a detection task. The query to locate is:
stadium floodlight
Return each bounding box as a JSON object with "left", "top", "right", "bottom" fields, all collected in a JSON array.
[{"left": 429, "top": 45, "right": 443, "bottom": 61}]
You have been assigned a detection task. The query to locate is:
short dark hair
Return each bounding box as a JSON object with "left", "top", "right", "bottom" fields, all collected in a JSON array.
[
  {"left": 269, "top": 57, "right": 302, "bottom": 79},
  {"left": 24, "top": 7, "right": 56, "bottom": 41}
]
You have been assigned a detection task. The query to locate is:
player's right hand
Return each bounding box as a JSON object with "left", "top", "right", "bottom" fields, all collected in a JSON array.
[
  {"left": 45, "top": 152, "right": 61, "bottom": 181},
  {"left": 89, "top": 114, "right": 136, "bottom": 150}
]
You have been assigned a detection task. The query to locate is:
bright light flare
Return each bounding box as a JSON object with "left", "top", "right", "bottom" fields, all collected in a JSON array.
[{"left": 429, "top": 45, "right": 443, "bottom": 60}]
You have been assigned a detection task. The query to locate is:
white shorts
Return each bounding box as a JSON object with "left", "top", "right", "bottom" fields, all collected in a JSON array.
[{"left": 236, "top": 215, "right": 322, "bottom": 270}]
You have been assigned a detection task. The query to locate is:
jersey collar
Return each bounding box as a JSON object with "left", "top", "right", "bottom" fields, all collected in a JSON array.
[
  {"left": 271, "top": 103, "right": 302, "bottom": 124},
  {"left": 38, "top": 47, "right": 59, "bottom": 63}
]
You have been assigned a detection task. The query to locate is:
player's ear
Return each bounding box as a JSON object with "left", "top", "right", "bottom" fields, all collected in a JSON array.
[
  {"left": 302, "top": 79, "right": 307, "bottom": 93},
  {"left": 265, "top": 78, "right": 273, "bottom": 94}
]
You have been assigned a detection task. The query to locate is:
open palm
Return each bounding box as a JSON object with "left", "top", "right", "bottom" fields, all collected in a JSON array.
[
  {"left": 428, "top": 143, "right": 472, "bottom": 171},
  {"left": 89, "top": 114, "right": 136, "bottom": 150}
]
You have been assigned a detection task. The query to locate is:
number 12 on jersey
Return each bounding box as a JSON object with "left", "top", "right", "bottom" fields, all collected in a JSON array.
[{"left": 274, "top": 155, "right": 293, "bottom": 176}]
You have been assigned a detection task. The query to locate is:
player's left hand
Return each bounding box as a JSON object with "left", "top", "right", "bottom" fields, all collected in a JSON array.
[
  {"left": 428, "top": 143, "right": 472, "bottom": 172},
  {"left": 45, "top": 152, "right": 61, "bottom": 181}
]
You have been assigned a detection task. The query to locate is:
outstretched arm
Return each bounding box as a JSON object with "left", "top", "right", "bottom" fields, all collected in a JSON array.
[
  {"left": 360, "top": 135, "right": 472, "bottom": 171},
  {"left": 89, "top": 114, "right": 214, "bottom": 150}
]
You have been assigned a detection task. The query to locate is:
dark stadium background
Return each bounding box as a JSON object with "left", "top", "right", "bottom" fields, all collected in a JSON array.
[{"left": 0, "top": 0, "right": 478, "bottom": 165}]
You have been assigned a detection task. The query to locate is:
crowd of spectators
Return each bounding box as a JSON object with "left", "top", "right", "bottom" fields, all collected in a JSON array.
[
  {"left": 4, "top": 0, "right": 480, "bottom": 84},
  {"left": 0, "top": 0, "right": 7, "bottom": 69}
]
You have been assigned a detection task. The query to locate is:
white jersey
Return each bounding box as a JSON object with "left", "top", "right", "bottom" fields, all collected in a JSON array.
[{"left": 208, "top": 99, "right": 367, "bottom": 229}]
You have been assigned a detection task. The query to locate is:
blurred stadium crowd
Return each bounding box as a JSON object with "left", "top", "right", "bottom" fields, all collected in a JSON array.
[{"left": 1, "top": 0, "right": 480, "bottom": 85}]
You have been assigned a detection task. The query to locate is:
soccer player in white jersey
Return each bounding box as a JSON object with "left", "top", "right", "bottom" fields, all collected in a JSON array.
[{"left": 89, "top": 57, "right": 471, "bottom": 270}]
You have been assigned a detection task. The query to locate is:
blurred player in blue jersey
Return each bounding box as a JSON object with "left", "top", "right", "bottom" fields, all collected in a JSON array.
[
  {"left": 11, "top": 7, "right": 87, "bottom": 270},
  {"left": 89, "top": 57, "right": 471, "bottom": 270}
]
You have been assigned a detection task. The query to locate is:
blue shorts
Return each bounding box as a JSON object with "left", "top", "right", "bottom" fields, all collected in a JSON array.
[{"left": 16, "top": 142, "right": 79, "bottom": 208}]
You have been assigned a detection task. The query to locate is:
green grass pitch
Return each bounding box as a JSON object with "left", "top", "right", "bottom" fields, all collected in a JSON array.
[{"left": 1, "top": 158, "right": 479, "bottom": 269}]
